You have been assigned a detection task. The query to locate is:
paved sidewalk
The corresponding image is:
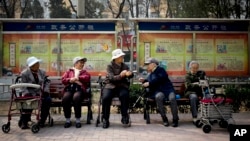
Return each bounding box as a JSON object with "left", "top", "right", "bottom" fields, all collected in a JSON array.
[{"left": 0, "top": 112, "right": 249, "bottom": 141}]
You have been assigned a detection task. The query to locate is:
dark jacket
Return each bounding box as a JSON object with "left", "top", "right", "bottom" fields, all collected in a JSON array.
[
  {"left": 144, "top": 66, "right": 175, "bottom": 98},
  {"left": 184, "top": 70, "right": 206, "bottom": 97},
  {"left": 104, "top": 61, "right": 133, "bottom": 89}
]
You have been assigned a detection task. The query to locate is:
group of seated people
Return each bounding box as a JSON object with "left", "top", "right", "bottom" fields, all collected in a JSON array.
[{"left": 19, "top": 49, "right": 206, "bottom": 129}]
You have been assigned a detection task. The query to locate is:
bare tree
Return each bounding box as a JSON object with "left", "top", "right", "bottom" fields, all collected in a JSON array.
[
  {"left": 68, "top": 0, "right": 78, "bottom": 18},
  {"left": 1, "top": 0, "right": 20, "bottom": 18}
]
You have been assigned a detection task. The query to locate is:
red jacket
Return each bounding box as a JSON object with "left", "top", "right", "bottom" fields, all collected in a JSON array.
[{"left": 61, "top": 68, "right": 91, "bottom": 93}]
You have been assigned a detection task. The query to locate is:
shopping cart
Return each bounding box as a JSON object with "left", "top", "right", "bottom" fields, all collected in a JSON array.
[
  {"left": 195, "top": 80, "right": 235, "bottom": 133},
  {"left": 2, "top": 83, "right": 43, "bottom": 133}
]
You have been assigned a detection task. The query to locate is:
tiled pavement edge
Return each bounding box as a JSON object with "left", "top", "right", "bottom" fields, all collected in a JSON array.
[{"left": 0, "top": 112, "right": 249, "bottom": 141}]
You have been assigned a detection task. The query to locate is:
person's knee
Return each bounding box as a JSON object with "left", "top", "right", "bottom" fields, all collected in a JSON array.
[
  {"left": 73, "top": 92, "right": 83, "bottom": 103},
  {"left": 168, "top": 92, "right": 176, "bottom": 101},
  {"left": 155, "top": 92, "right": 164, "bottom": 100},
  {"left": 189, "top": 94, "right": 198, "bottom": 101}
]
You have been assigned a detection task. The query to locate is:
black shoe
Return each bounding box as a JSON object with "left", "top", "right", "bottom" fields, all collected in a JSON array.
[
  {"left": 75, "top": 122, "right": 81, "bottom": 128},
  {"left": 64, "top": 122, "right": 72, "bottom": 128},
  {"left": 38, "top": 121, "right": 45, "bottom": 128},
  {"left": 172, "top": 120, "right": 178, "bottom": 127},
  {"left": 103, "top": 119, "right": 110, "bottom": 129},
  {"left": 162, "top": 116, "right": 169, "bottom": 127},
  {"left": 21, "top": 124, "right": 29, "bottom": 129},
  {"left": 121, "top": 115, "right": 129, "bottom": 125}
]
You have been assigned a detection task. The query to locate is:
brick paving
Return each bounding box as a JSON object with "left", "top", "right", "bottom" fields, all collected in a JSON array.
[{"left": 0, "top": 112, "right": 249, "bottom": 141}]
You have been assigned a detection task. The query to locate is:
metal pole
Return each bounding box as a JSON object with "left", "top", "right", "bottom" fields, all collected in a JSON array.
[{"left": 57, "top": 33, "right": 61, "bottom": 76}]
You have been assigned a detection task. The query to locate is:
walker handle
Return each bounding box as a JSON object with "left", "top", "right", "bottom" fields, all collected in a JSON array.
[{"left": 10, "top": 83, "right": 41, "bottom": 89}]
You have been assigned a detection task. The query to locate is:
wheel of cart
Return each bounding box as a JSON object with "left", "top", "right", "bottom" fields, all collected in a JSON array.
[{"left": 1, "top": 83, "right": 43, "bottom": 133}]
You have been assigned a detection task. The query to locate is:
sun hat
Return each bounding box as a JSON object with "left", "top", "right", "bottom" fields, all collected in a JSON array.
[
  {"left": 26, "top": 56, "right": 42, "bottom": 67},
  {"left": 111, "top": 49, "right": 125, "bottom": 60},
  {"left": 144, "top": 58, "right": 159, "bottom": 65},
  {"left": 73, "top": 56, "right": 87, "bottom": 65}
]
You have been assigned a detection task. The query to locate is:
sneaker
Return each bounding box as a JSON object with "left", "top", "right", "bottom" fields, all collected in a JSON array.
[
  {"left": 103, "top": 119, "right": 110, "bottom": 129},
  {"left": 75, "top": 122, "right": 81, "bottom": 128},
  {"left": 64, "top": 122, "right": 72, "bottom": 128},
  {"left": 192, "top": 118, "right": 197, "bottom": 125}
]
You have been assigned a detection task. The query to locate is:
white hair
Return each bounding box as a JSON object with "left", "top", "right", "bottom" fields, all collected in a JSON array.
[{"left": 189, "top": 61, "right": 199, "bottom": 69}]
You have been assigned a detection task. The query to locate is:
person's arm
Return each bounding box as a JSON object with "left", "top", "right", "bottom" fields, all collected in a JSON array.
[
  {"left": 41, "top": 70, "right": 50, "bottom": 93},
  {"left": 185, "top": 74, "right": 200, "bottom": 89},
  {"left": 61, "top": 70, "right": 71, "bottom": 85},
  {"left": 148, "top": 67, "right": 167, "bottom": 87},
  {"left": 20, "top": 71, "right": 29, "bottom": 94},
  {"left": 78, "top": 70, "right": 91, "bottom": 83},
  {"left": 106, "top": 64, "right": 124, "bottom": 82}
]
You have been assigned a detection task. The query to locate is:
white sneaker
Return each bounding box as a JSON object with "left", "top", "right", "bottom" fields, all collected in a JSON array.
[{"left": 193, "top": 118, "right": 197, "bottom": 123}]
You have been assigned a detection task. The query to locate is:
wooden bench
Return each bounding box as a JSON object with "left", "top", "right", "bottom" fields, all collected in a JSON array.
[
  {"left": 171, "top": 79, "right": 189, "bottom": 105},
  {"left": 47, "top": 77, "right": 93, "bottom": 124},
  {"left": 170, "top": 79, "right": 190, "bottom": 113}
]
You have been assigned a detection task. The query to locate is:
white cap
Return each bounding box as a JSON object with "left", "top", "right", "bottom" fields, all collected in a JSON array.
[
  {"left": 26, "top": 56, "right": 42, "bottom": 67},
  {"left": 73, "top": 56, "right": 87, "bottom": 65},
  {"left": 111, "top": 49, "right": 125, "bottom": 60}
]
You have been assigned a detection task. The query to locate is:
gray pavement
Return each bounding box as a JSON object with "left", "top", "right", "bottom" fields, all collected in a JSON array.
[{"left": 0, "top": 112, "right": 249, "bottom": 141}]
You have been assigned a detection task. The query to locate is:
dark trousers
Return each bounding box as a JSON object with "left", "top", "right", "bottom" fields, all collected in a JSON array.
[
  {"left": 20, "top": 95, "right": 51, "bottom": 124},
  {"left": 102, "top": 87, "right": 129, "bottom": 120},
  {"left": 62, "top": 91, "right": 83, "bottom": 118}
]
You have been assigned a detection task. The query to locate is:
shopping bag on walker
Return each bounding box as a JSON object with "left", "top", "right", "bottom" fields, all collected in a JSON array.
[{"left": 16, "top": 98, "right": 39, "bottom": 110}]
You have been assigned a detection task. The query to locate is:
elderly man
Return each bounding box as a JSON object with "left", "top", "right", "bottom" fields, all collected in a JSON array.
[
  {"left": 185, "top": 61, "right": 206, "bottom": 124},
  {"left": 139, "top": 58, "right": 179, "bottom": 127}
]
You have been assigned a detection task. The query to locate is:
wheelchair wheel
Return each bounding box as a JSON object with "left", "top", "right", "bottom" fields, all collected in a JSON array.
[
  {"left": 219, "top": 120, "right": 228, "bottom": 128},
  {"left": 195, "top": 120, "right": 203, "bottom": 128},
  {"left": 31, "top": 124, "right": 40, "bottom": 133},
  {"left": 202, "top": 124, "right": 212, "bottom": 133},
  {"left": 2, "top": 123, "right": 10, "bottom": 133}
]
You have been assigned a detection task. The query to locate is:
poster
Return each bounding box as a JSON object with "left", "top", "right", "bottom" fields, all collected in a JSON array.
[
  {"left": 2, "top": 34, "right": 115, "bottom": 76},
  {"left": 139, "top": 33, "right": 248, "bottom": 76},
  {"left": 139, "top": 33, "right": 192, "bottom": 76}
]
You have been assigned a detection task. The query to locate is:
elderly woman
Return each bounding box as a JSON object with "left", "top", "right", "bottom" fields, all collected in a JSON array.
[
  {"left": 185, "top": 61, "right": 206, "bottom": 124},
  {"left": 102, "top": 49, "right": 134, "bottom": 129},
  {"left": 61, "top": 57, "right": 91, "bottom": 128},
  {"left": 20, "top": 56, "right": 51, "bottom": 129}
]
